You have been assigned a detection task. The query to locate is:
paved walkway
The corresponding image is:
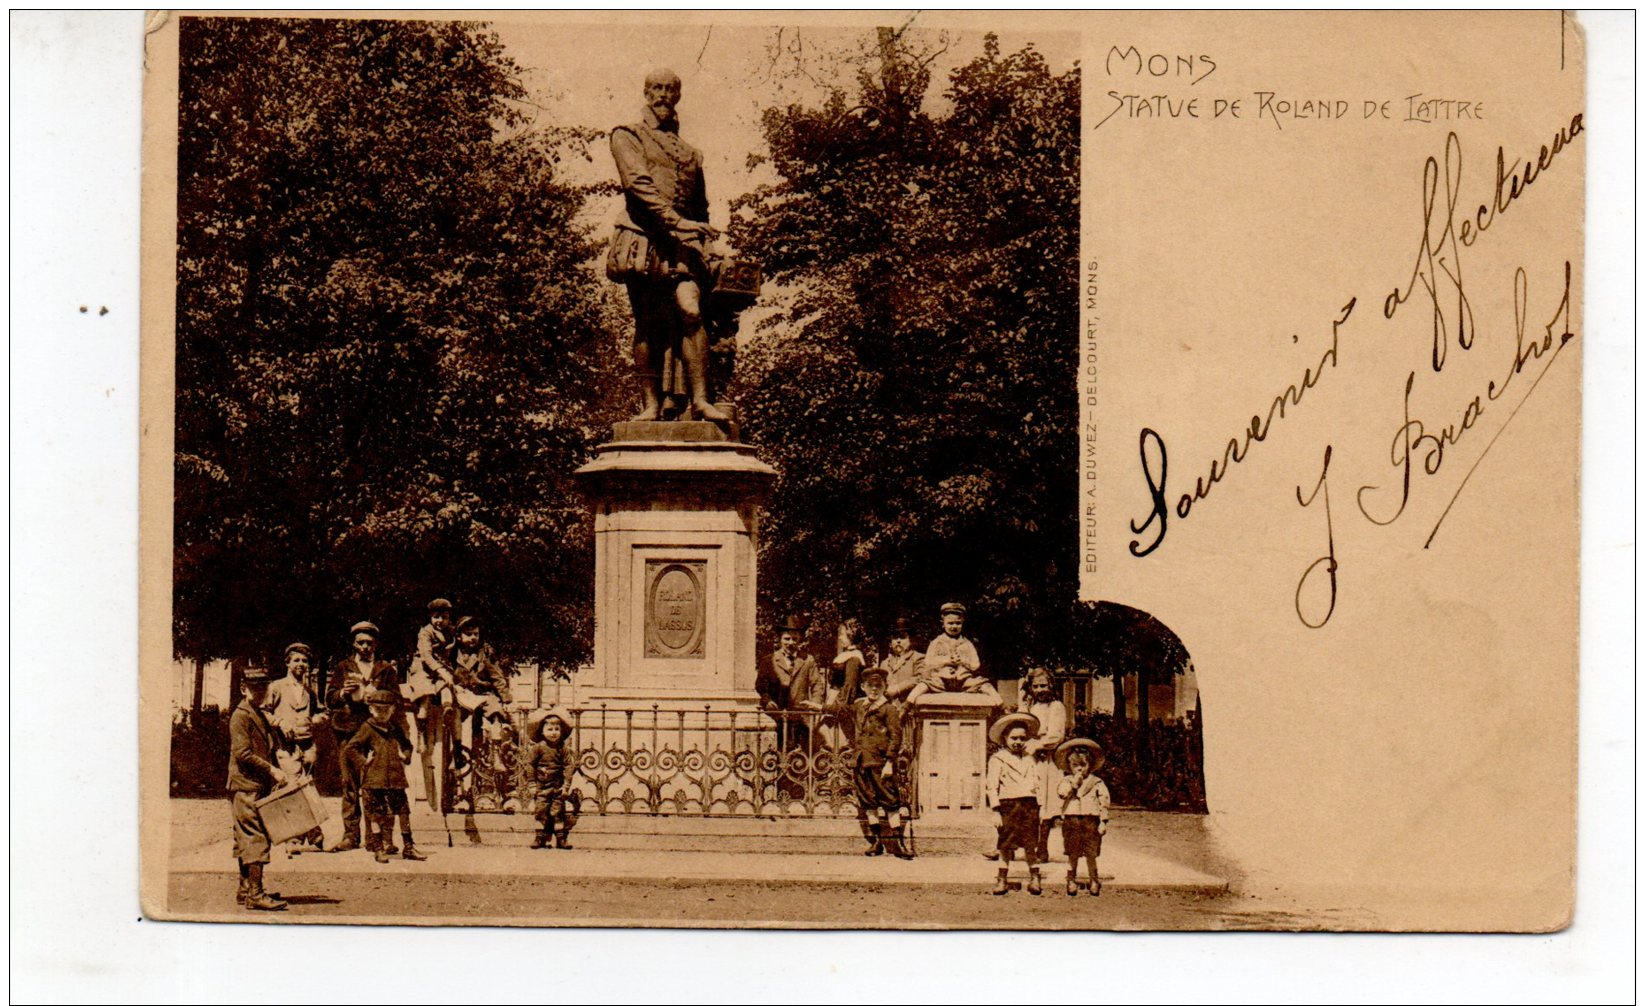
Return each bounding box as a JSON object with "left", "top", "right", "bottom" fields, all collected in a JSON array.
[{"left": 165, "top": 800, "right": 1228, "bottom": 893}]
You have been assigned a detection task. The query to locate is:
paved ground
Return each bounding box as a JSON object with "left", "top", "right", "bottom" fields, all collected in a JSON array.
[{"left": 153, "top": 797, "right": 1354, "bottom": 929}]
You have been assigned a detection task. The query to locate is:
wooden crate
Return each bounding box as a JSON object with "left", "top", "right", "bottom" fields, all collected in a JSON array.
[{"left": 254, "top": 781, "right": 329, "bottom": 844}]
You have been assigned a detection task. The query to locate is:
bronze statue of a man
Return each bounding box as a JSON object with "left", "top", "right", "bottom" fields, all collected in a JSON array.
[{"left": 605, "top": 68, "right": 729, "bottom": 423}]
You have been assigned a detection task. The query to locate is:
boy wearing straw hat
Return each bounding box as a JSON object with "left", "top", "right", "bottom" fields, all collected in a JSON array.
[
  {"left": 985, "top": 710, "right": 1044, "bottom": 895},
  {"left": 1054, "top": 738, "right": 1112, "bottom": 896},
  {"left": 526, "top": 707, "right": 581, "bottom": 849}
]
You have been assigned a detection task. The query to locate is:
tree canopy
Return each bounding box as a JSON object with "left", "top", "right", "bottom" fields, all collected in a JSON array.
[
  {"left": 173, "top": 16, "right": 623, "bottom": 667},
  {"left": 728, "top": 32, "right": 1084, "bottom": 672}
]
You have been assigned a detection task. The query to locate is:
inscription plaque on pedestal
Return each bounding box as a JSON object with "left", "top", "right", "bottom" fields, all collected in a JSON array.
[{"left": 644, "top": 559, "right": 706, "bottom": 659}]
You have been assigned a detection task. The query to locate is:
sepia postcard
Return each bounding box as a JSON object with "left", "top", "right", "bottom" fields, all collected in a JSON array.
[{"left": 140, "top": 10, "right": 1586, "bottom": 931}]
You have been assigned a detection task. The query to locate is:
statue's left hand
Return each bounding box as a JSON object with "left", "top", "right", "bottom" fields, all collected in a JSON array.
[{"left": 675, "top": 220, "right": 720, "bottom": 240}]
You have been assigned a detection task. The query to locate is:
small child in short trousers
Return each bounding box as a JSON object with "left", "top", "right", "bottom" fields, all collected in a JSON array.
[
  {"left": 527, "top": 707, "right": 580, "bottom": 849},
  {"left": 1054, "top": 738, "right": 1111, "bottom": 896}
]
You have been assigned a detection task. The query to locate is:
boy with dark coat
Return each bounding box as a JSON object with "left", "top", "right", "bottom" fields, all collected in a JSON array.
[
  {"left": 526, "top": 707, "right": 580, "bottom": 849},
  {"left": 324, "top": 620, "right": 399, "bottom": 852},
  {"left": 848, "top": 667, "right": 913, "bottom": 859},
  {"left": 344, "top": 690, "right": 427, "bottom": 864},
  {"left": 226, "top": 665, "right": 289, "bottom": 910}
]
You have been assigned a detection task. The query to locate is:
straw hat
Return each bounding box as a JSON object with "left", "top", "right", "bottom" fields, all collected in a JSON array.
[
  {"left": 989, "top": 711, "right": 1040, "bottom": 746},
  {"left": 1054, "top": 738, "right": 1105, "bottom": 772},
  {"left": 527, "top": 705, "right": 575, "bottom": 740}
]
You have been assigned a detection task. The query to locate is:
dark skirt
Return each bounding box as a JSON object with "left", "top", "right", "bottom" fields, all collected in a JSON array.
[
  {"left": 996, "top": 797, "right": 1040, "bottom": 858},
  {"left": 854, "top": 764, "right": 900, "bottom": 812},
  {"left": 1062, "top": 814, "right": 1103, "bottom": 859}
]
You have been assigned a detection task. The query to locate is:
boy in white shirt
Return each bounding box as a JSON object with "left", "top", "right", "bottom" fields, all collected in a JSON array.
[{"left": 985, "top": 711, "right": 1043, "bottom": 895}]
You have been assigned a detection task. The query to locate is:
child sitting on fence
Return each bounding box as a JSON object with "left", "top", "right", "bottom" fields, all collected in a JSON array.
[
  {"left": 527, "top": 707, "right": 580, "bottom": 849},
  {"left": 1054, "top": 738, "right": 1111, "bottom": 896},
  {"left": 344, "top": 690, "right": 427, "bottom": 864}
]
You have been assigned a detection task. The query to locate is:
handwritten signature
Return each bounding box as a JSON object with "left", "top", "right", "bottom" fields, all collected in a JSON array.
[{"left": 1126, "top": 116, "right": 1584, "bottom": 630}]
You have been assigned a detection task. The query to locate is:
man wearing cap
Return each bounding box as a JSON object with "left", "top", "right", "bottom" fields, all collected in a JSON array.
[
  {"left": 325, "top": 621, "right": 399, "bottom": 852},
  {"left": 226, "top": 665, "right": 289, "bottom": 910},
  {"left": 606, "top": 67, "right": 729, "bottom": 422},
  {"left": 906, "top": 602, "right": 1002, "bottom": 706}
]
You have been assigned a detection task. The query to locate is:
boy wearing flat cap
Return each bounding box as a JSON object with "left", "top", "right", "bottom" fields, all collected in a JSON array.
[
  {"left": 344, "top": 690, "right": 427, "bottom": 863},
  {"left": 847, "top": 666, "right": 913, "bottom": 859},
  {"left": 267, "top": 643, "right": 320, "bottom": 775},
  {"left": 226, "top": 665, "right": 289, "bottom": 910},
  {"left": 406, "top": 598, "right": 457, "bottom": 704},
  {"left": 986, "top": 711, "right": 1044, "bottom": 895},
  {"left": 1054, "top": 738, "right": 1111, "bottom": 896},
  {"left": 266, "top": 641, "right": 324, "bottom": 847},
  {"left": 325, "top": 621, "right": 399, "bottom": 852},
  {"left": 905, "top": 602, "right": 1002, "bottom": 707}
]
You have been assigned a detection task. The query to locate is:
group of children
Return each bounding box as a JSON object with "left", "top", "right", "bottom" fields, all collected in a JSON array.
[
  {"left": 986, "top": 710, "right": 1112, "bottom": 896},
  {"left": 328, "top": 690, "right": 584, "bottom": 862},
  {"left": 225, "top": 598, "right": 1112, "bottom": 910}
]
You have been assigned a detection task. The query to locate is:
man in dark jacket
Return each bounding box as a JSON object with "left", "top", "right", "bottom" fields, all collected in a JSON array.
[
  {"left": 227, "top": 665, "right": 289, "bottom": 910},
  {"left": 324, "top": 620, "right": 398, "bottom": 852}
]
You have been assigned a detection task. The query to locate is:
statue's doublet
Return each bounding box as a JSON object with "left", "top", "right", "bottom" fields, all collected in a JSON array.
[{"left": 608, "top": 109, "right": 709, "bottom": 281}]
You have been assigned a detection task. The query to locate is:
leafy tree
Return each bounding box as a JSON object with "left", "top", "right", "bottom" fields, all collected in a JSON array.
[
  {"left": 728, "top": 32, "right": 1080, "bottom": 672},
  {"left": 174, "top": 16, "right": 622, "bottom": 668}
]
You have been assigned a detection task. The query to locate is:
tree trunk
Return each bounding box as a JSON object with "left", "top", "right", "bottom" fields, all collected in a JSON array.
[
  {"left": 1111, "top": 670, "right": 1126, "bottom": 724},
  {"left": 190, "top": 658, "right": 205, "bottom": 714},
  {"left": 1136, "top": 669, "right": 1152, "bottom": 771}
]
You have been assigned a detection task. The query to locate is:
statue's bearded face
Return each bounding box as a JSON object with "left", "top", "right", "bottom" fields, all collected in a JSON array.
[{"left": 646, "top": 78, "right": 681, "bottom": 120}]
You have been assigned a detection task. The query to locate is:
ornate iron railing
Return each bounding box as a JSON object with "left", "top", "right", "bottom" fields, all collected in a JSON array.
[{"left": 446, "top": 705, "right": 918, "bottom": 819}]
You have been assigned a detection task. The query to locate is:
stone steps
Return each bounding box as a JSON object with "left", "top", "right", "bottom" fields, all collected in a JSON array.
[{"left": 408, "top": 809, "right": 991, "bottom": 855}]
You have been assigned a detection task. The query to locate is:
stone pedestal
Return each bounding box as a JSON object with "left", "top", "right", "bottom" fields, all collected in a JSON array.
[
  {"left": 574, "top": 421, "right": 776, "bottom": 712},
  {"left": 911, "top": 694, "right": 996, "bottom": 824}
]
